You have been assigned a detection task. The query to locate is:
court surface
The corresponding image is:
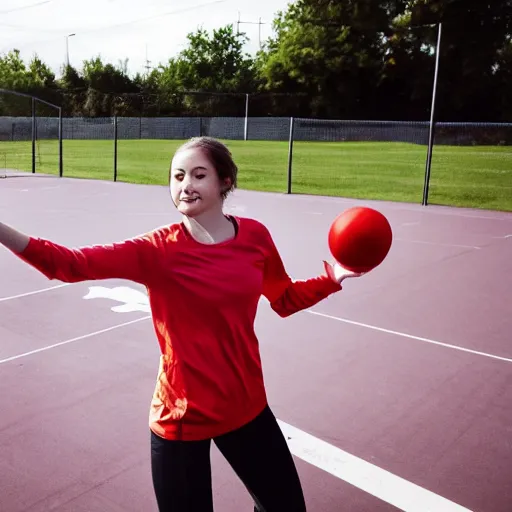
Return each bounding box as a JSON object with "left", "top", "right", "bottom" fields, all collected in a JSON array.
[{"left": 1, "top": 172, "right": 511, "bottom": 511}]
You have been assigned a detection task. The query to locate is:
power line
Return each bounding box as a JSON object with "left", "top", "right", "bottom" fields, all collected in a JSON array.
[
  {"left": 236, "top": 12, "right": 267, "bottom": 49},
  {"left": 74, "top": 0, "right": 226, "bottom": 36},
  {"left": 0, "top": 22, "right": 64, "bottom": 34},
  {"left": 0, "top": 0, "right": 226, "bottom": 55},
  {"left": 0, "top": 0, "right": 52, "bottom": 15}
]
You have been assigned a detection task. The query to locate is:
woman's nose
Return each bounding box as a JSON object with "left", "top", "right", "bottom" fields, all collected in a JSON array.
[{"left": 182, "top": 176, "right": 194, "bottom": 193}]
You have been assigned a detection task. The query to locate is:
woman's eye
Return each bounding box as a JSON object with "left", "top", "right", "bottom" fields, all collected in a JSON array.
[
  {"left": 174, "top": 174, "right": 184, "bottom": 181},
  {"left": 196, "top": 174, "right": 205, "bottom": 179}
]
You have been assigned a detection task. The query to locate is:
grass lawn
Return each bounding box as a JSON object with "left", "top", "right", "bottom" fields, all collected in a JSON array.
[{"left": 1, "top": 139, "right": 510, "bottom": 211}]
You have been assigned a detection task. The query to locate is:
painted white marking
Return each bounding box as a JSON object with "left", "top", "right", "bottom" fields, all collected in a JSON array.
[
  {"left": 307, "top": 311, "right": 512, "bottom": 364},
  {"left": 83, "top": 285, "right": 150, "bottom": 313},
  {"left": 0, "top": 316, "right": 150, "bottom": 365},
  {"left": 278, "top": 420, "right": 473, "bottom": 511},
  {"left": 0, "top": 283, "right": 71, "bottom": 303},
  {"left": 306, "top": 211, "right": 323, "bottom": 215},
  {"left": 394, "top": 238, "right": 480, "bottom": 250},
  {"left": 504, "top": 234, "right": 512, "bottom": 239}
]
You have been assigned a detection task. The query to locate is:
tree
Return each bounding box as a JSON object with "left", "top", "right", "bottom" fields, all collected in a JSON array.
[
  {"left": 178, "top": 24, "right": 255, "bottom": 92},
  {"left": 376, "top": 8, "right": 438, "bottom": 120},
  {"left": 407, "top": 0, "right": 512, "bottom": 121},
  {"left": 256, "top": 0, "right": 512, "bottom": 121},
  {"left": 494, "top": 37, "right": 512, "bottom": 122},
  {"left": 78, "top": 56, "right": 140, "bottom": 116},
  {"left": 150, "top": 24, "right": 257, "bottom": 115},
  {"left": 256, "top": 0, "right": 402, "bottom": 118},
  {"left": 0, "top": 49, "right": 31, "bottom": 91},
  {"left": 0, "top": 49, "right": 59, "bottom": 115},
  {"left": 57, "top": 65, "right": 87, "bottom": 116}
]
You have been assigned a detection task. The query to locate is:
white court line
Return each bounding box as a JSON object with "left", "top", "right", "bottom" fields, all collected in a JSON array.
[
  {"left": 279, "top": 420, "right": 472, "bottom": 511},
  {"left": 0, "top": 283, "right": 71, "bottom": 303},
  {"left": 307, "top": 310, "right": 512, "bottom": 364},
  {"left": 3, "top": 284, "right": 509, "bottom": 364},
  {"left": 0, "top": 316, "right": 150, "bottom": 365}
]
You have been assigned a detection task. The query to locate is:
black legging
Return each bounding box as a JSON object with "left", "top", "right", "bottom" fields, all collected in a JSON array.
[{"left": 150, "top": 405, "right": 307, "bottom": 511}]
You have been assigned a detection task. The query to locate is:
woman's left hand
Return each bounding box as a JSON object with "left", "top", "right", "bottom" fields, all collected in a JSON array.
[{"left": 324, "top": 260, "right": 365, "bottom": 284}]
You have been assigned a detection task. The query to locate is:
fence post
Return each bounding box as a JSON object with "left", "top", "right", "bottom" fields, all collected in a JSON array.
[
  {"left": 422, "top": 22, "right": 442, "bottom": 206},
  {"left": 113, "top": 115, "right": 118, "bottom": 182},
  {"left": 244, "top": 93, "right": 249, "bottom": 141},
  {"left": 31, "top": 97, "right": 36, "bottom": 174},
  {"left": 287, "top": 117, "right": 295, "bottom": 194},
  {"left": 58, "top": 107, "right": 63, "bottom": 177}
]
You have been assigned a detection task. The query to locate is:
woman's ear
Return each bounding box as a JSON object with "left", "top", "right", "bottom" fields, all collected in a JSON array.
[{"left": 222, "top": 177, "right": 232, "bottom": 193}]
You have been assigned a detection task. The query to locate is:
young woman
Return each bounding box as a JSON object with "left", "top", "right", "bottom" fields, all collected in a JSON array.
[{"left": 1, "top": 137, "right": 363, "bottom": 511}]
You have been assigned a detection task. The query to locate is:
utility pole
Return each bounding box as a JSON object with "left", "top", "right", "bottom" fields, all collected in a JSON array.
[
  {"left": 144, "top": 44, "right": 152, "bottom": 76},
  {"left": 236, "top": 12, "right": 266, "bottom": 49}
]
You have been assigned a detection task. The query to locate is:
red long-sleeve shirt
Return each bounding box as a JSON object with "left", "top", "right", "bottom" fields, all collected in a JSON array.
[{"left": 18, "top": 216, "right": 341, "bottom": 441}]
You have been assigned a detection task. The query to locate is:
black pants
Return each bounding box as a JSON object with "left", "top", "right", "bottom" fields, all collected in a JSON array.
[{"left": 150, "top": 405, "right": 307, "bottom": 511}]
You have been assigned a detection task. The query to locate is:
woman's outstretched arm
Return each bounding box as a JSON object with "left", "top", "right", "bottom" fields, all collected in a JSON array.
[{"left": 0, "top": 221, "right": 161, "bottom": 285}]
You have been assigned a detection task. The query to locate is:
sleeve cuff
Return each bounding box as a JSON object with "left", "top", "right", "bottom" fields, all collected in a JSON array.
[{"left": 19, "top": 236, "right": 40, "bottom": 258}]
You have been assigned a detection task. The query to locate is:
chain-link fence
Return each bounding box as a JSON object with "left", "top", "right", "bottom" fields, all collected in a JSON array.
[
  {"left": 1, "top": 90, "right": 510, "bottom": 211},
  {"left": 0, "top": 88, "right": 62, "bottom": 177},
  {"left": 428, "top": 123, "right": 512, "bottom": 210},
  {"left": 286, "top": 118, "right": 512, "bottom": 209},
  {"left": 287, "top": 119, "right": 431, "bottom": 203},
  {"left": 0, "top": 91, "right": 33, "bottom": 174}
]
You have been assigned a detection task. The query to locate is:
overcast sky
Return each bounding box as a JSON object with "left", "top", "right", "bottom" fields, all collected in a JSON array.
[{"left": 0, "top": 0, "right": 292, "bottom": 77}]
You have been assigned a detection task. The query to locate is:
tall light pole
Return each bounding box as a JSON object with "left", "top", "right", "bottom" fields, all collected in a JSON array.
[{"left": 66, "top": 33, "right": 75, "bottom": 67}]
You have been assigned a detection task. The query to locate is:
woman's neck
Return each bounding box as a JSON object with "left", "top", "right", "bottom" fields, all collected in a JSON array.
[{"left": 182, "top": 210, "right": 235, "bottom": 244}]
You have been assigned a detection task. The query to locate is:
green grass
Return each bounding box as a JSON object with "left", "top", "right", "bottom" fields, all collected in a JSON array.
[{"left": 1, "top": 139, "right": 510, "bottom": 211}]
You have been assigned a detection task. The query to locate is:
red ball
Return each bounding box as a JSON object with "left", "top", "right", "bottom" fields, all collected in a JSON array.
[{"left": 328, "top": 207, "right": 392, "bottom": 273}]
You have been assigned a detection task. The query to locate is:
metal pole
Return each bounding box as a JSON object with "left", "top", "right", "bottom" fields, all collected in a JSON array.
[
  {"left": 113, "top": 115, "right": 118, "bottom": 182},
  {"left": 287, "top": 117, "right": 294, "bottom": 194},
  {"left": 31, "top": 97, "right": 36, "bottom": 174},
  {"left": 422, "top": 22, "right": 442, "bottom": 206},
  {"left": 58, "top": 107, "right": 63, "bottom": 177},
  {"left": 244, "top": 93, "right": 249, "bottom": 141},
  {"left": 0, "top": 88, "right": 61, "bottom": 109},
  {"left": 66, "top": 33, "right": 75, "bottom": 67}
]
